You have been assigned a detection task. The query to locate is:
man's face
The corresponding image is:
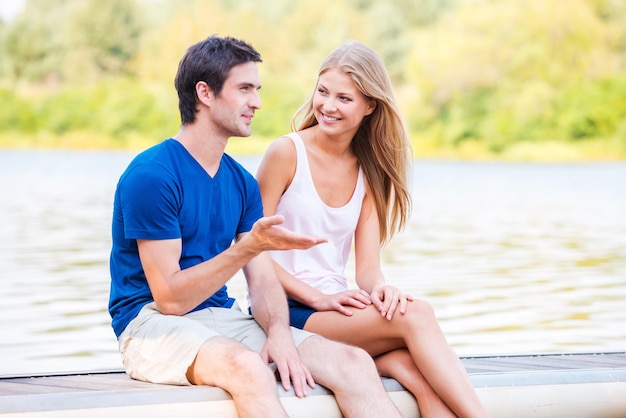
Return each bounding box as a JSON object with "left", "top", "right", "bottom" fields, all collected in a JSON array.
[{"left": 209, "top": 61, "right": 262, "bottom": 138}]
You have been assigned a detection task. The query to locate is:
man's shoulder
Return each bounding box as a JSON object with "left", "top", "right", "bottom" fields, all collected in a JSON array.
[
  {"left": 126, "top": 139, "right": 181, "bottom": 171},
  {"left": 133, "top": 139, "right": 177, "bottom": 162},
  {"left": 118, "top": 140, "right": 180, "bottom": 190},
  {"left": 222, "top": 153, "right": 256, "bottom": 182}
]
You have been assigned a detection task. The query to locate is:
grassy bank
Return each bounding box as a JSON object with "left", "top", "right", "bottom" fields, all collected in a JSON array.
[
  {"left": 1, "top": 132, "right": 625, "bottom": 162},
  {"left": 411, "top": 135, "right": 626, "bottom": 162}
]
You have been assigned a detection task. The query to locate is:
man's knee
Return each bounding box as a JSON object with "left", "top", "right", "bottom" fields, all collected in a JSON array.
[
  {"left": 189, "top": 337, "right": 273, "bottom": 386},
  {"left": 227, "top": 347, "right": 266, "bottom": 371},
  {"left": 334, "top": 341, "right": 376, "bottom": 370},
  {"left": 304, "top": 335, "right": 376, "bottom": 375}
]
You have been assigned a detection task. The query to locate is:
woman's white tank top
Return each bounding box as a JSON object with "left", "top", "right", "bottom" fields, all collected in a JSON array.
[{"left": 270, "top": 132, "right": 365, "bottom": 294}]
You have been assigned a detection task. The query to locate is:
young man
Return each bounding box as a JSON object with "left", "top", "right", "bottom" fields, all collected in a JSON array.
[{"left": 108, "top": 35, "right": 401, "bottom": 418}]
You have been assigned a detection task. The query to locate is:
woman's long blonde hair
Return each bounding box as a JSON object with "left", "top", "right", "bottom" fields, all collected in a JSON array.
[{"left": 292, "top": 41, "right": 412, "bottom": 245}]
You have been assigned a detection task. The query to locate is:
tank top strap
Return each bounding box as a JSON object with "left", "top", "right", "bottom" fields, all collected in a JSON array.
[
  {"left": 284, "top": 132, "right": 312, "bottom": 188},
  {"left": 285, "top": 132, "right": 306, "bottom": 162}
]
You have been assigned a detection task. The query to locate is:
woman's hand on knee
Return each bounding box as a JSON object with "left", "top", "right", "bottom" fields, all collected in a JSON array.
[
  {"left": 371, "top": 285, "right": 413, "bottom": 320},
  {"left": 313, "top": 289, "right": 371, "bottom": 316}
]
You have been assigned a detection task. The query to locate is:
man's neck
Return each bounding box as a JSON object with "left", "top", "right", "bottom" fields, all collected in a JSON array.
[{"left": 174, "top": 124, "right": 228, "bottom": 177}]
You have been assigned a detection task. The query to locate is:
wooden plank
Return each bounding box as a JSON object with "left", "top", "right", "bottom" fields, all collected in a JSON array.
[
  {"left": 461, "top": 352, "right": 626, "bottom": 373},
  {"left": 0, "top": 381, "right": 72, "bottom": 396},
  {"left": 22, "top": 374, "right": 160, "bottom": 391},
  {"left": 1, "top": 351, "right": 625, "bottom": 416},
  {"left": 522, "top": 353, "right": 626, "bottom": 368}
]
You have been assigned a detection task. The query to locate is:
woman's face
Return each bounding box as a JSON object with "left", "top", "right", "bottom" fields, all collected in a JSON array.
[{"left": 313, "top": 68, "right": 376, "bottom": 138}]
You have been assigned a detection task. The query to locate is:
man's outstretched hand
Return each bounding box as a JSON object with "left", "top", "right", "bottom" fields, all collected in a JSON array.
[{"left": 248, "top": 215, "right": 327, "bottom": 251}]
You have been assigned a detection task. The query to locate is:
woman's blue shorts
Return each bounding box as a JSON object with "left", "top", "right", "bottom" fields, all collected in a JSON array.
[{"left": 288, "top": 299, "right": 317, "bottom": 329}]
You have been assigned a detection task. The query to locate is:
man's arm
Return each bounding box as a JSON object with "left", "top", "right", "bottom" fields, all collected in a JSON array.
[
  {"left": 243, "top": 251, "right": 316, "bottom": 398},
  {"left": 137, "top": 214, "right": 326, "bottom": 316},
  {"left": 137, "top": 236, "right": 255, "bottom": 315}
]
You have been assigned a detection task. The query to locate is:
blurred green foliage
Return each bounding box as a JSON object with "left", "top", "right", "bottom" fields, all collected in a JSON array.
[{"left": 0, "top": 0, "right": 625, "bottom": 160}]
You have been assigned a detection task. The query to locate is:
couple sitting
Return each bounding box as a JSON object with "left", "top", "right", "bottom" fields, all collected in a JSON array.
[{"left": 109, "top": 35, "right": 489, "bottom": 418}]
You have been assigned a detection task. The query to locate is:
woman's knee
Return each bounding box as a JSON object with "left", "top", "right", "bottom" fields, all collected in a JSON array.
[
  {"left": 406, "top": 299, "right": 436, "bottom": 321},
  {"left": 390, "top": 299, "right": 439, "bottom": 335}
]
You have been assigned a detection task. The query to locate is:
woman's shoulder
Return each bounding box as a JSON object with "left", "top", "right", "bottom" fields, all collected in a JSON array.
[{"left": 264, "top": 134, "right": 299, "bottom": 162}]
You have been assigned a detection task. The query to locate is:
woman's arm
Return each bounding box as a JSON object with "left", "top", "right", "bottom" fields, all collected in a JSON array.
[
  {"left": 257, "top": 136, "right": 371, "bottom": 314},
  {"left": 354, "top": 184, "right": 412, "bottom": 320},
  {"left": 256, "top": 136, "right": 311, "bottom": 304},
  {"left": 354, "top": 188, "right": 386, "bottom": 294},
  {"left": 256, "top": 136, "right": 297, "bottom": 217},
  {"left": 257, "top": 137, "right": 318, "bottom": 306}
]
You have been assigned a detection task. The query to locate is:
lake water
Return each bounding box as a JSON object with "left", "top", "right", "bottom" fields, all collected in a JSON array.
[{"left": 1, "top": 149, "right": 625, "bottom": 376}]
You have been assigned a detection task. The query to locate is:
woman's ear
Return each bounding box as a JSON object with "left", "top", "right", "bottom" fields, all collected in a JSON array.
[{"left": 365, "top": 99, "right": 377, "bottom": 116}]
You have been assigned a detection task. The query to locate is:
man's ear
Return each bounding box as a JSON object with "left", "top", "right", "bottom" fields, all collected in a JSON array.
[{"left": 196, "top": 81, "right": 212, "bottom": 106}]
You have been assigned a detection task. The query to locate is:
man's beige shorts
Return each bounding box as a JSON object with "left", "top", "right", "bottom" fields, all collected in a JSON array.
[{"left": 118, "top": 302, "right": 314, "bottom": 385}]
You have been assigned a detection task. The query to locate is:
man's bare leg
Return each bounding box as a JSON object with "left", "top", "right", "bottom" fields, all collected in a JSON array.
[
  {"left": 297, "top": 335, "right": 402, "bottom": 418},
  {"left": 187, "top": 336, "right": 288, "bottom": 418}
]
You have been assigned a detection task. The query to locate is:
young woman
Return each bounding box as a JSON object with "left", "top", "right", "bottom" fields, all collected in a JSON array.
[{"left": 256, "top": 41, "right": 490, "bottom": 418}]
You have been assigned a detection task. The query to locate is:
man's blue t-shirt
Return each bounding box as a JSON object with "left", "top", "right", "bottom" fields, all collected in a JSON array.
[{"left": 109, "top": 139, "right": 263, "bottom": 338}]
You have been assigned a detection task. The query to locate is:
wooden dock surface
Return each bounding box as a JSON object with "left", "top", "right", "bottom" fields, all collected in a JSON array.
[{"left": 1, "top": 351, "right": 625, "bottom": 417}]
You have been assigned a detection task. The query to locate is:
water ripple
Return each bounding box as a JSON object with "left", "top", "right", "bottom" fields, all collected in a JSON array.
[{"left": 1, "top": 152, "right": 624, "bottom": 375}]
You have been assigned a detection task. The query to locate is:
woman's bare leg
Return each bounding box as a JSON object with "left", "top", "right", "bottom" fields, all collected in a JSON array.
[
  {"left": 304, "top": 300, "right": 489, "bottom": 418},
  {"left": 375, "top": 348, "right": 456, "bottom": 418}
]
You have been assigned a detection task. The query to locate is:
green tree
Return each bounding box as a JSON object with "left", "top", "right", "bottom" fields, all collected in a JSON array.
[
  {"left": 1, "top": 0, "right": 625, "bottom": 158},
  {"left": 405, "top": 0, "right": 626, "bottom": 150},
  {"left": 0, "top": 0, "right": 142, "bottom": 84},
  {"left": 0, "top": 2, "right": 64, "bottom": 83},
  {"left": 62, "top": 0, "right": 143, "bottom": 81}
]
